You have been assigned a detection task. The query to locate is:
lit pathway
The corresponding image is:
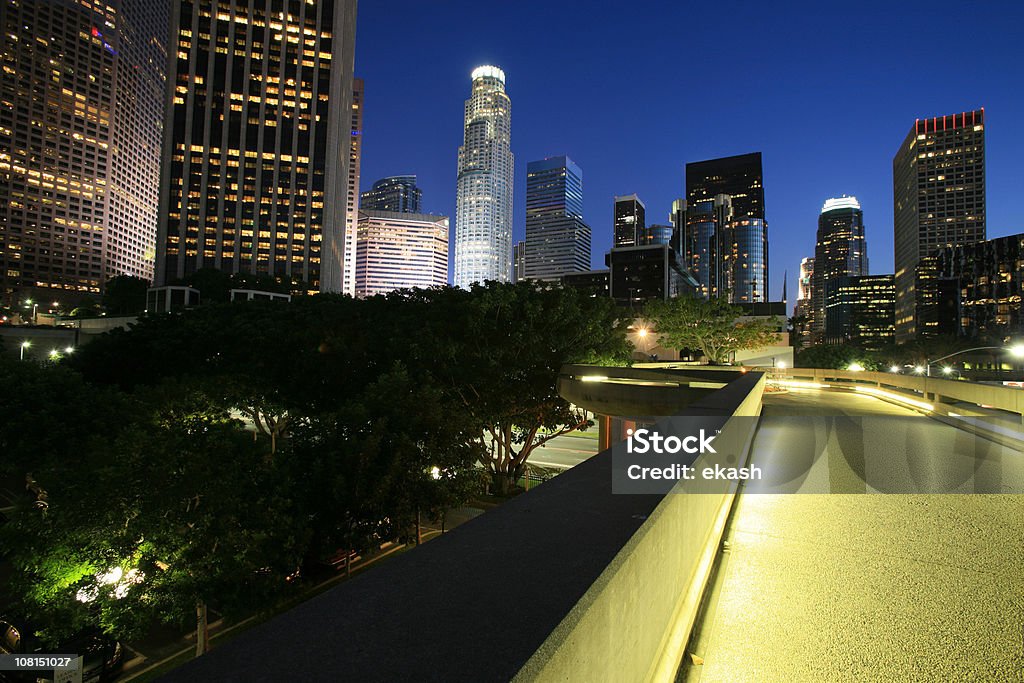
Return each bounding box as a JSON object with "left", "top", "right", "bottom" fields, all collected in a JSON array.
[{"left": 681, "top": 387, "right": 1024, "bottom": 682}]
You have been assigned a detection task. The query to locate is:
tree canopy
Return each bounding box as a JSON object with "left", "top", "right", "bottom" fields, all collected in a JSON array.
[{"left": 645, "top": 295, "right": 781, "bottom": 364}]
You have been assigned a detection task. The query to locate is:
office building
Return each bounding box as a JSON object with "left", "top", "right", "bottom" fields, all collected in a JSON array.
[
  {"left": 644, "top": 224, "right": 674, "bottom": 246},
  {"left": 0, "top": 0, "right": 168, "bottom": 305},
  {"left": 613, "top": 194, "right": 645, "bottom": 247},
  {"left": 824, "top": 274, "right": 895, "bottom": 349},
  {"left": 355, "top": 210, "right": 448, "bottom": 297},
  {"left": 342, "top": 78, "right": 364, "bottom": 296},
  {"left": 523, "top": 156, "right": 590, "bottom": 280},
  {"left": 606, "top": 244, "right": 694, "bottom": 308},
  {"left": 793, "top": 257, "right": 814, "bottom": 348},
  {"left": 561, "top": 269, "right": 610, "bottom": 298},
  {"left": 811, "top": 196, "right": 867, "bottom": 342},
  {"left": 917, "top": 234, "right": 1024, "bottom": 339},
  {"left": 684, "top": 153, "right": 768, "bottom": 303},
  {"left": 154, "top": 0, "right": 358, "bottom": 294},
  {"left": 893, "top": 109, "right": 985, "bottom": 340},
  {"left": 513, "top": 240, "right": 525, "bottom": 283},
  {"left": 360, "top": 175, "right": 422, "bottom": 214},
  {"left": 453, "top": 65, "right": 513, "bottom": 288}
]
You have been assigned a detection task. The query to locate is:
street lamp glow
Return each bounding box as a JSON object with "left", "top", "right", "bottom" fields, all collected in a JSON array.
[
  {"left": 890, "top": 365, "right": 900, "bottom": 373},
  {"left": 913, "top": 366, "right": 924, "bottom": 374},
  {"left": 636, "top": 328, "right": 648, "bottom": 338},
  {"left": 942, "top": 366, "right": 953, "bottom": 375},
  {"left": 1009, "top": 344, "right": 1024, "bottom": 358},
  {"left": 20, "top": 341, "right": 30, "bottom": 348},
  {"left": 65, "top": 346, "right": 74, "bottom": 354},
  {"left": 776, "top": 361, "right": 786, "bottom": 369},
  {"left": 847, "top": 362, "right": 865, "bottom": 372},
  {"left": 49, "top": 349, "right": 60, "bottom": 359}
]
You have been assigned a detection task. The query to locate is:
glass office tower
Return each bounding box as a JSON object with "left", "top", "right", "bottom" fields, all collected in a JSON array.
[
  {"left": 811, "top": 196, "right": 867, "bottom": 342},
  {"left": 360, "top": 175, "right": 422, "bottom": 214},
  {"left": 453, "top": 65, "right": 513, "bottom": 288},
  {"left": 523, "top": 156, "right": 590, "bottom": 280}
]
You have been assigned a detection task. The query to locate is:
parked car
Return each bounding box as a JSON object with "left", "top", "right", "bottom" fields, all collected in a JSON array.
[{"left": 0, "top": 616, "right": 123, "bottom": 683}]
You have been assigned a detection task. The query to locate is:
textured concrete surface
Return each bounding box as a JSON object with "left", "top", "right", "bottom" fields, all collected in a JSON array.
[{"left": 685, "top": 388, "right": 1024, "bottom": 682}]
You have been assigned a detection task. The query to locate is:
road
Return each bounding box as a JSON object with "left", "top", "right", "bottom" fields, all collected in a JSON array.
[
  {"left": 524, "top": 431, "right": 599, "bottom": 470},
  {"left": 681, "top": 387, "right": 1024, "bottom": 682}
]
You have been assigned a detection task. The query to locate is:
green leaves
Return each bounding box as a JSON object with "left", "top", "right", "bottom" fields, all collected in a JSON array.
[{"left": 646, "top": 295, "right": 781, "bottom": 364}]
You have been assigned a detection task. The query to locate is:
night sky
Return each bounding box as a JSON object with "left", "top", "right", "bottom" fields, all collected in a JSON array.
[{"left": 354, "top": 0, "right": 1024, "bottom": 304}]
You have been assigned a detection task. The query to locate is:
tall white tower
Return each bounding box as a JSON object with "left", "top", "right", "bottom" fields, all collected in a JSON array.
[{"left": 454, "top": 66, "right": 514, "bottom": 288}]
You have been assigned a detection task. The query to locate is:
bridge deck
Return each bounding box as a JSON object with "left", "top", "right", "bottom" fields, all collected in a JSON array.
[{"left": 682, "top": 388, "right": 1024, "bottom": 682}]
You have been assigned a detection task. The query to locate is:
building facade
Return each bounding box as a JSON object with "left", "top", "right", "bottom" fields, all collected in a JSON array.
[
  {"left": 453, "top": 65, "right": 513, "bottom": 288},
  {"left": 792, "top": 257, "right": 814, "bottom": 348},
  {"left": 0, "top": 0, "right": 168, "bottom": 306},
  {"left": 823, "top": 274, "right": 895, "bottom": 349},
  {"left": 917, "top": 234, "right": 1024, "bottom": 339},
  {"left": 522, "top": 156, "right": 590, "bottom": 281},
  {"left": 810, "top": 196, "right": 867, "bottom": 342},
  {"left": 512, "top": 240, "right": 525, "bottom": 283},
  {"left": 613, "top": 194, "right": 645, "bottom": 248},
  {"left": 684, "top": 152, "right": 768, "bottom": 303},
  {"left": 893, "top": 110, "right": 985, "bottom": 341},
  {"left": 606, "top": 243, "right": 693, "bottom": 308},
  {"left": 360, "top": 175, "right": 421, "bottom": 214},
  {"left": 155, "top": 0, "right": 358, "bottom": 294},
  {"left": 355, "top": 210, "right": 448, "bottom": 297},
  {"left": 342, "top": 77, "right": 363, "bottom": 296}
]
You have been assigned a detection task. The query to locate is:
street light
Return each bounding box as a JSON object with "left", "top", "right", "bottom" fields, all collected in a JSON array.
[
  {"left": 19, "top": 340, "right": 30, "bottom": 361},
  {"left": 848, "top": 362, "right": 865, "bottom": 372},
  {"left": 65, "top": 346, "right": 74, "bottom": 354},
  {"left": 925, "top": 344, "right": 1024, "bottom": 377},
  {"left": 889, "top": 365, "right": 900, "bottom": 373},
  {"left": 913, "top": 365, "right": 925, "bottom": 374}
]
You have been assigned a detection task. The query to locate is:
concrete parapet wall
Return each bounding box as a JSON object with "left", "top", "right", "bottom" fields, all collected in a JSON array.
[{"left": 515, "top": 373, "right": 765, "bottom": 683}]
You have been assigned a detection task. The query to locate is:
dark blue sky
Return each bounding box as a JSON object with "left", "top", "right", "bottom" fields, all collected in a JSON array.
[{"left": 354, "top": 0, "right": 1024, "bottom": 304}]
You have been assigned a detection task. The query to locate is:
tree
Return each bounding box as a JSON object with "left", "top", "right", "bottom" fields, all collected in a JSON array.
[
  {"left": 794, "top": 343, "right": 869, "bottom": 369},
  {"left": 1, "top": 386, "right": 305, "bottom": 650},
  {"left": 102, "top": 275, "right": 150, "bottom": 316},
  {"left": 399, "top": 282, "right": 631, "bottom": 495},
  {"left": 646, "top": 295, "right": 781, "bottom": 364}
]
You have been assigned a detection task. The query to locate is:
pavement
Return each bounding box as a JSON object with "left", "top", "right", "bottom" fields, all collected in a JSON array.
[
  {"left": 523, "top": 431, "right": 599, "bottom": 470},
  {"left": 681, "top": 387, "right": 1024, "bottom": 682}
]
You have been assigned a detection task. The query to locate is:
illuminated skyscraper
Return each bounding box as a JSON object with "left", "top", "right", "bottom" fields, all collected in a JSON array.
[
  {"left": 355, "top": 210, "right": 448, "bottom": 297},
  {"left": 342, "top": 78, "right": 364, "bottom": 296},
  {"left": 523, "top": 156, "right": 590, "bottom": 281},
  {"left": 453, "top": 65, "right": 513, "bottom": 288},
  {"left": 810, "top": 196, "right": 867, "bottom": 342},
  {"left": 0, "top": 0, "right": 167, "bottom": 305},
  {"left": 685, "top": 152, "right": 768, "bottom": 303},
  {"left": 613, "top": 195, "right": 645, "bottom": 247},
  {"left": 360, "top": 175, "right": 422, "bottom": 214},
  {"left": 893, "top": 110, "right": 985, "bottom": 341},
  {"left": 155, "top": 0, "right": 358, "bottom": 293}
]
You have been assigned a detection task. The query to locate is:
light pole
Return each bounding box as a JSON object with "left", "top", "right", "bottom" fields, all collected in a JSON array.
[
  {"left": 19, "top": 340, "right": 30, "bottom": 361},
  {"left": 925, "top": 344, "right": 1024, "bottom": 377}
]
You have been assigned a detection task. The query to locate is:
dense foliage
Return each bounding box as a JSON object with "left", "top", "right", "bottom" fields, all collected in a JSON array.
[
  {"left": 645, "top": 295, "right": 781, "bottom": 364},
  {"left": 0, "top": 281, "right": 630, "bottom": 645}
]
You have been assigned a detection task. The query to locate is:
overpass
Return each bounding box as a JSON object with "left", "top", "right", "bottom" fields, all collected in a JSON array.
[{"left": 157, "top": 366, "right": 1024, "bottom": 682}]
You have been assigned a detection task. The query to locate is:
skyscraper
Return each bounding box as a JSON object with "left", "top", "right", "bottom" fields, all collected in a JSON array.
[
  {"left": 613, "top": 195, "right": 645, "bottom": 247},
  {"left": 684, "top": 152, "right": 768, "bottom": 303},
  {"left": 824, "top": 274, "right": 895, "bottom": 349},
  {"left": 793, "top": 257, "right": 815, "bottom": 348},
  {"left": 453, "top": 65, "right": 513, "bottom": 288},
  {"left": 893, "top": 110, "right": 985, "bottom": 341},
  {"left": 523, "top": 156, "right": 590, "bottom": 281},
  {"left": 342, "top": 78, "right": 364, "bottom": 297},
  {"left": 155, "top": 0, "right": 358, "bottom": 294},
  {"left": 512, "top": 240, "right": 526, "bottom": 283},
  {"left": 810, "top": 196, "right": 867, "bottom": 342},
  {"left": 360, "top": 175, "right": 422, "bottom": 214},
  {"left": 0, "top": 0, "right": 167, "bottom": 305},
  {"left": 355, "top": 210, "right": 448, "bottom": 297}
]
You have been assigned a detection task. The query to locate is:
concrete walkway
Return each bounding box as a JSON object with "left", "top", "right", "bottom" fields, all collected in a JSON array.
[{"left": 682, "top": 388, "right": 1024, "bottom": 682}]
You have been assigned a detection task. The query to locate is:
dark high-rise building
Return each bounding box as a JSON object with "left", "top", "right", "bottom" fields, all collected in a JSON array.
[
  {"left": 606, "top": 243, "right": 694, "bottom": 308},
  {"left": 684, "top": 152, "right": 768, "bottom": 303},
  {"left": 523, "top": 156, "right": 590, "bottom": 280},
  {"left": 561, "top": 269, "right": 610, "bottom": 298},
  {"left": 792, "top": 257, "right": 814, "bottom": 348},
  {"left": 613, "top": 194, "right": 645, "bottom": 247},
  {"left": 893, "top": 109, "right": 985, "bottom": 341},
  {"left": 155, "top": 0, "right": 358, "bottom": 294},
  {"left": 917, "top": 234, "right": 1024, "bottom": 339},
  {"left": 824, "top": 274, "right": 895, "bottom": 349},
  {"left": 810, "top": 196, "right": 868, "bottom": 343},
  {"left": 360, "top": 175, "right": 422, "bottom": 214},
  {"left": 512, "top": 240, "right": 525, "bottom": 283},
  {"left": 0, "top": 0, "right": 168, "bottom": 306}
]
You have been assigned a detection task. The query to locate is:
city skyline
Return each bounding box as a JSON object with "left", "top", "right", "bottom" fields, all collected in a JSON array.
[{"left": 354, "top": 0, "right": 1024, "bottom": 303}]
